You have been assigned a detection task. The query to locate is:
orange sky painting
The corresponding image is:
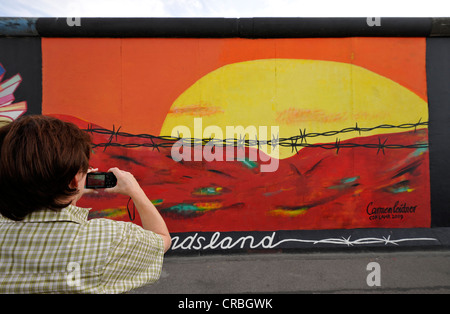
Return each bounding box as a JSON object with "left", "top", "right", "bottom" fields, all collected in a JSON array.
[{"left": 42, "top": 37, "right": 427, "bottom": 135}]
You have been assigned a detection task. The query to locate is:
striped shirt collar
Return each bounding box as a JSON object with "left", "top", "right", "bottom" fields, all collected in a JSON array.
[{"left": 0, "top": 205, "right": 91, "bottom": 224}]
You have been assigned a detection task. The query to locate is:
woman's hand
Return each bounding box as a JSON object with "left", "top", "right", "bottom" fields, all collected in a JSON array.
[{"left": 104, "top": 167, "right": 144, "bottom": 198}]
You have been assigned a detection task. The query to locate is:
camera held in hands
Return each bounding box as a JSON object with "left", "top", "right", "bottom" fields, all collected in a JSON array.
[{"left": 85, "top": 172, "right": 117, "bottom": 189}]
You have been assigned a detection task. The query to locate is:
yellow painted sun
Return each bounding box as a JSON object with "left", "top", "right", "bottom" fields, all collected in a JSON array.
[{"left": 160, "top": 59, "right": 428, "bottom": 159}]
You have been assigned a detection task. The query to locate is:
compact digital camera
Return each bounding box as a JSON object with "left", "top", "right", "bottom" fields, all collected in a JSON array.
[{"left": 85, "top": 172, "right": 117, "bottom": 189}]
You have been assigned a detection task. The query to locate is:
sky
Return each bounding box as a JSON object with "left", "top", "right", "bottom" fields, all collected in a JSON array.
[{"left": 0, "top": 0, "right": 449, "bottom": 18}]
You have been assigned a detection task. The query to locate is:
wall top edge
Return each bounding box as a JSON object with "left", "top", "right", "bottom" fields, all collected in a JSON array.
[{"left": 0, "top": 17, "right": 449, "bottom": 38}]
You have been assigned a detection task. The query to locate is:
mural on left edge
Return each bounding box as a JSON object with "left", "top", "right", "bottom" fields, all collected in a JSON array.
[
  {"left": 0, "top": 38, "right": 42, "bottom": 123},
  {"left": 0, "top": 63, "right": 26, "bottom": 126},
  {"left": 33, "top": 37, "right": 430, "bottom": 233}
]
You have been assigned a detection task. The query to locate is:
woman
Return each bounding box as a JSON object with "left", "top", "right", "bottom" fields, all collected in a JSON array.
[{"left": 0, "top": 115, "right": 171, "bottom": 293}]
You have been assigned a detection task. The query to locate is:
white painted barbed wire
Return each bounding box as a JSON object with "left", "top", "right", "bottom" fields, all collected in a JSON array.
[{"left": 274, "top": 235, "right": 438, "bottom": 246}]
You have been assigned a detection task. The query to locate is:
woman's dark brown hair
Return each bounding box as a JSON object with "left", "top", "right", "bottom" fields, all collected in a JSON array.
[{"left": 0, "top": 115, "right": 92, "bottom": 221}]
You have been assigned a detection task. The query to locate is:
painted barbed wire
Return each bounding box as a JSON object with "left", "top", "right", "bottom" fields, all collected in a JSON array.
[
  {"left": 83, "top": 119, "right": 428, "bottom": 155},
  {"left": 269, "top": 235, "right": 438, "bottom": 247}
]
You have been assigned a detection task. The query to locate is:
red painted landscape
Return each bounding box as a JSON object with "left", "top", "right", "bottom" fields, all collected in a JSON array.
[{"left": 53, "top": 115, "right": 431, "bottom": 233}]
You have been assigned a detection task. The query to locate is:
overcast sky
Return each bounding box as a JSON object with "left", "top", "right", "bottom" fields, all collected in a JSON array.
[{"left": 0, "top": 0, "right": 449, "bottom": 18}]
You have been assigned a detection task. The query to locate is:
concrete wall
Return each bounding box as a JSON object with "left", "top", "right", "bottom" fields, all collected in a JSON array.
[{"left": 1, "top": 18, "right": 449, "bottom": 253}]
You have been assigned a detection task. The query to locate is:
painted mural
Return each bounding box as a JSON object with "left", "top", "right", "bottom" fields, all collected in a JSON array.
[
  {"left": 38, "top": 37, "right": 430, "bottom": 234},
  {"left": 0, "top": 64, "right": 27, "bottom": 127}
]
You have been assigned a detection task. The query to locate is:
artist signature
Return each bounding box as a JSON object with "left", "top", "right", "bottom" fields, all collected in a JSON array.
[{"left": 366, "top": 201, "right": 417, "bottom": 220}]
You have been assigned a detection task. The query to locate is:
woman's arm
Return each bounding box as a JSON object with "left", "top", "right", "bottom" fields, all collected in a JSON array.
[{"left": 105, "top": 167, "right": 172, "bottom": 252}]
